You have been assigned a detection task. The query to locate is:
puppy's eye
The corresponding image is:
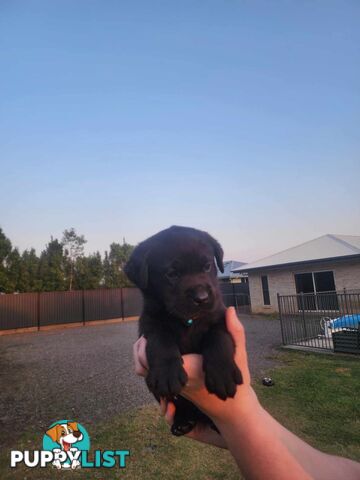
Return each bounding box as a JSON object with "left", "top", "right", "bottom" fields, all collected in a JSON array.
[
  {"left": 203, "top": 262, "right": 211, "bottom": 273},
  {"left": 166, "top": 269, "right": 179, "bottom": 280}
]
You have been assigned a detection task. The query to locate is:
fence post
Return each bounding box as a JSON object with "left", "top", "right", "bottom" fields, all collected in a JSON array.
[
  {"left": 342, "top": 287, "right": 349, "bottom": 315},
  {"left": 37, "top": 291, "right": 41, "bottom": 331},
  {"left": 301, "top": 292, "right": 307, "bottom": 338},
  {"left": 277, "top": 293, "right": 285, "bottom": 345},
  {"left": 82, "top": 290, "right": 85, "bottom": 326},
  {"left": 120, "top": 288, "right": 124, "bottom": 321}
]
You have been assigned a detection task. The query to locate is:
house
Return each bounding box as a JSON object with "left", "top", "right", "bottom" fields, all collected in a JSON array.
[
  {"left": 232, "top": 234, "right": 360, "bottom": 313},
  {"left": 217, "top": 260, "right": 248, "bottom": 284}
]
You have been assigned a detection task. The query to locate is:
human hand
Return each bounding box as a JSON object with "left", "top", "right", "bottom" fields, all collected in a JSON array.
[
  {"left": 133, "top": 307, "right": 258, "bottom": 444},
  {"left": 134, "top": 310, "right": 332, "bottom": 480},
  {"left": 160, "top": 307, "right": 256, "bottom": 430},
  {"left": 133, "top": 335, "right": 229, "bottom": 448}
]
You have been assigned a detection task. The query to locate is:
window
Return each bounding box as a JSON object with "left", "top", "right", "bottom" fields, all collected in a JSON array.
[
  {"left": 294, "top": 271, "right": 338, "bottom": 311},
  {"left": 294, "top": 272, "right": 314, "bottom": 294},
  {"left": 314, "top": 271, "right": 336, "bottom": 292},
  {"left": 295, "top": 271, "right": 336, "bottom": 294},
  {"left": 261, "top": 275, "right": 270, "bottom": 305}
]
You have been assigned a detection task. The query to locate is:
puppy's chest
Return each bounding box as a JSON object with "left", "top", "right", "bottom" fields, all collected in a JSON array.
[{"left": 176, "top": 325, "right": 208, "bottom": 355}]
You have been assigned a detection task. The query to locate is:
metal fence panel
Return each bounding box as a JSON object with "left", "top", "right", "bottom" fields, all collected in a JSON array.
[
  {"left": 220, "top": 283, "right": 251, "bottom": 314},
  {"left": 0, "top": 293, "right": 38, "bottom": 330},
  {"left": 219, "top": 283, "right": 249, "bottom": 296},
  {"left": 40, "top": 291, "right": 83, "bottom": 326},
  {"left": 122, "top": 288, "right": 143, "bottom": 317},
  {"left": 0, "top": 283, "right": 252, "bottom": 331},
  {"left": 84, "top": 289, "right": 123, "bottom": 322},
  {"left": 278, "top": 291, "right": 360, "bottom": 354}
]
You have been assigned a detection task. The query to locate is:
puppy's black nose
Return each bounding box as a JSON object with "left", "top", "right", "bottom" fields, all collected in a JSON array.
[
  {"left": 189, "top": 288, "right": 209, "bottom": 305},
  {"left": 73, "top": 431, "right": 81, "bottom": 438}
]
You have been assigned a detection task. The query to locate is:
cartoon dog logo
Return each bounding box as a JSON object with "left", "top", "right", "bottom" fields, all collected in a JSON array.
[{"left": 46, "top": 422, "right": 83, "bottom": 469}]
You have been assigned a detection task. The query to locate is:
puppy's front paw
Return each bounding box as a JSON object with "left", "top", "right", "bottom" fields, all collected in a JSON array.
[
  {"left": 204, "top": 360, "right": 242, "bottom": 400},
  {"left": 171, "top": 420, "right": 196, "bottom": 436},
  {"left": 146, "top": 360, "right": 188, "bottom": 398}
]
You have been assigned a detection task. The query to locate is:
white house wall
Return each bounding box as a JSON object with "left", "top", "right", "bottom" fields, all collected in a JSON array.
[{"left": 248, "top": 258, "right": 360, "bottom": 314}]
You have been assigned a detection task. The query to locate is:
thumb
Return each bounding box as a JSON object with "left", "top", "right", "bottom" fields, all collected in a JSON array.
[
  {"left": 226, "top": 307, "right": 245, "bottom": 346},
  {"left": 226, "top": 307, "right": 250, "bottom": 384}
]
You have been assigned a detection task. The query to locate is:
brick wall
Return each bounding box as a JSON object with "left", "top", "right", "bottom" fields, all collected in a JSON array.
[{"left": 248, "top": 257, "right": 360, "bottom": 313}]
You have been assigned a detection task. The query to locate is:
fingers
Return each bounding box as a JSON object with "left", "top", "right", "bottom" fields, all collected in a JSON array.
[
  {"left": 185, "top": 424, "right": 228, "bottom": 449},
  {"left": 133, "top": 336, "right": 149, "bottom": 376},
  {"left": 160, "top": 397, "right": 167, "bottom": 416},
  {"left": 159, "top": 398, "right": 227, "bottom": 450},
  {"left": 181, "top": 354, "right": 204, "bottom": 387},
  {"left": 164, "top": 401, "right": 176, "bottom": 425},
  {"left": 159, "top": 398, "right": 175, "bottom": 426},
  {"left": 226, "top": 306, "right": 245, "bottom": 347}
]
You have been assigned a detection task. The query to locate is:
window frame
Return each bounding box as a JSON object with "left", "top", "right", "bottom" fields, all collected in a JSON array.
[
  {"left": 294, "top": 270, "right": 336, "bottom": 295},
  {"left": 294, "top": 270, "right": 338, "bottom": 312}
]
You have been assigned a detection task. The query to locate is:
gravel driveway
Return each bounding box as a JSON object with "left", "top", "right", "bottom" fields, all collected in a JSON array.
[{"left": 0, "top": 315, "right": 281, "bottom": 449}]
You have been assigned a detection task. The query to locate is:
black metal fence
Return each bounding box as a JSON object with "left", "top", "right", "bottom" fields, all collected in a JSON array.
[
  {"left": 278, "top": 291, "right": 360, "bottom": 354},
  {"left": 0, "top": 283, "right": 250, "bottom": 332},
  {"left": 220, "top": 282, "right": 251, "bottom": 314},
  {"left": 0, "top": 288, "right": 143, "bottom": 331}
]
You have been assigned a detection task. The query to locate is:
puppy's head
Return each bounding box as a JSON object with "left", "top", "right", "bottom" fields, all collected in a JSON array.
[
  {"left": 125, "top": 226, "right": 224, "bottom": 324},
  {"left": 46, "top": 422, "right": 83, "bottom": 451}
]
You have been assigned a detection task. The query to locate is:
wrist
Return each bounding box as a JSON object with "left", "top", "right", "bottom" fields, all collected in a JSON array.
[{"left": 212, "top": 385, "right": 262, "bottom": 427}]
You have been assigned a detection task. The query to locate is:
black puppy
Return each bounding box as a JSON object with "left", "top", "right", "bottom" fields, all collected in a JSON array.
[{"left": 125, "top": 226, "right": 242, "bottom": 435}]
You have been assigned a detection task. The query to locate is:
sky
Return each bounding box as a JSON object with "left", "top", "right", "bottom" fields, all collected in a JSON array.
[{"left": 1, "top": 1, "right": 359, "bottom": 262}]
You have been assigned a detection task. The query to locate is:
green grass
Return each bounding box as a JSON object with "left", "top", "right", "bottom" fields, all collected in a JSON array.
[
  {"left": 255, "top": 350, "right": 360, "bottom": 461},
  {"left": 1, "top": 350, "right": 359, "bottom": 479},
  {"left": 0, "top": 407, "right": 239, "bottom": 480}
]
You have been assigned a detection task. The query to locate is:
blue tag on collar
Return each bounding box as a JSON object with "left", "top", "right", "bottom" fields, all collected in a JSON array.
[{"left": 186, "top": 319, "right": 193, "bottom": 326}]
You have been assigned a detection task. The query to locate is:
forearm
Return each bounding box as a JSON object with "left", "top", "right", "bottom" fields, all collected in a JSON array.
[
  {"left": 216, "top": 401, "right": 311, "bottom": 480},
  {"left": 213, "top": 387, "right": 360, "bottom": 480},
  {"left": 180, "top": 357, "right": 310, "bottom": 479},
  {"left": 185, "top": 384, "right": 360, "bottom": 480},
  {"left": 137, "top": 306, "right": 360, "bottom": 480},
  {"left": 260, "top": 406, "right": 360, "bottom": 480}
]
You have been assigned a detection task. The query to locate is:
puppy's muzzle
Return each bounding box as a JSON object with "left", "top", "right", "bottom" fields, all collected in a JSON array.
[{"left": 187, "top": 286, "right": 210, "bottom": 306}]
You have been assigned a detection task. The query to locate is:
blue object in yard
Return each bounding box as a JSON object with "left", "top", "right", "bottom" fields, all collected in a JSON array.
[{"left": 330, "top": 314, "right": 360, "bottom": 331}]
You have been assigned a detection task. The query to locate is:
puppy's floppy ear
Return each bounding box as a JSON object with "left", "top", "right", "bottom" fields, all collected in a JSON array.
[
  {"left": 68, "top": 421, "right": 78, "bottom": 432},
  {"left": 203, "top": 232, "right": 224, "bottom": 273},
  {"left": 46, "top": 424, "right": 60, "bottom": 443},
  {"left": 124, "top": 241, "right": 151, "bottom": 290}
]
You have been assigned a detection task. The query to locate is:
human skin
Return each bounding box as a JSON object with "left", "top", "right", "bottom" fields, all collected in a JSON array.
[{"left": 133, "top": 307, "right": 360, "bottom": 480}]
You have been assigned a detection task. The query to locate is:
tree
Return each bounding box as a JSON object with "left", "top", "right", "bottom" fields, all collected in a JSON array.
[
  {"left": 74, "top": 252, "right": 103, "bottom": 290},
  {"left": 104, "top": 242, "right": 134, "bottom": 288},
  {"left": 39, "top": 237, "right": 66, "bottom": 291},
  {"left": 103, "top": 251, "right": 112, "bottom": 288},
  {"left": 18, "top": 249, "right": 41, "bottom": 292},
  {"left": 62, "top": 228, "right": 87, "bottom": 291},
  {"left": 0, "top": 228, "right": 134, "bottom": 293},
  {"left": 5, "top": 247, "right": 22, "bottom": 293},
  {"left": 0, "top": 227, "right": 12, "bottom": 292}
]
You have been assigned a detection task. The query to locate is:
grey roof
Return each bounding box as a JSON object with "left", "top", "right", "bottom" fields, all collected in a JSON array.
[
  {"left": 233, "top": 234, "right": 360, "bottom": 272},
  {"left": 217, "top": 260, "right": 247, "bottom": 279}
]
